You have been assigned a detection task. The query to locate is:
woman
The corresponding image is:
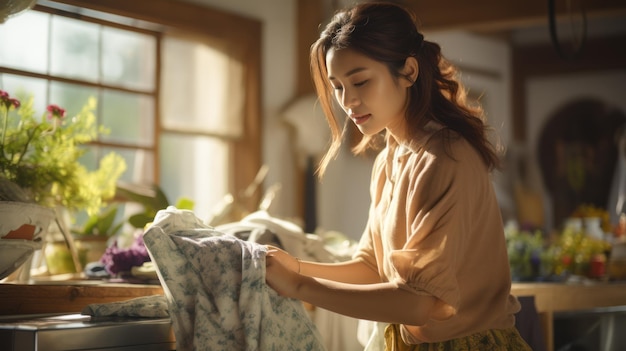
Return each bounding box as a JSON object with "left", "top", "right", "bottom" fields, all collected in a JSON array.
[{"left": 265, "top": 2, "right": 531, "bottom": 350}]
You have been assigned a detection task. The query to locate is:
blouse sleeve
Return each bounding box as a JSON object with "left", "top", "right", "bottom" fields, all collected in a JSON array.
[
  {"left": 352, "top": 150, "right": 388, "bottom": 274},
  {"left": 389, "top": 142, "right": 478, "bottom": 311}
]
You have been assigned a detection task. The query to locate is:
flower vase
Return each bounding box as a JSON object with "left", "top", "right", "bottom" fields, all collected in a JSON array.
[
  {"left": 74, "top": 235, "right": 110, "bottom": 266},
  {"left": 43, "top": 207, "right": 84, "bottom": 275}
]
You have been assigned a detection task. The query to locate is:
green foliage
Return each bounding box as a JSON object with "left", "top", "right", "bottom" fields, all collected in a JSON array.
[
  {"left": 116, "top": 183, "right": 195, "bottom": 230},
  {"left": 505, "top": 226, "right": 544, "bottom": 281},
  {"left": 76, "top": 205, "right": 124, "bottom": 237},
  {"left": 0, "top": 90, "right": 127, "bottom": 216}
]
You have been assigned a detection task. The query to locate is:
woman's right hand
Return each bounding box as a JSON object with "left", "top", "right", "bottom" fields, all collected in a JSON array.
[{"left": 265, "top": 245, "right": 301, "bottom": 298}]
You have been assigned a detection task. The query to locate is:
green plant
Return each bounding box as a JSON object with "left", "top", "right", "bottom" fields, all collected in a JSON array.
[
  {"left": 115, "top": 182, "right": 194, "bottom": 229},
  {"left": 74, "top": 204, "right": 124, "bottom": 237},
  {"left": 0, "top": 89, "right": 126, "bottom": 216}
]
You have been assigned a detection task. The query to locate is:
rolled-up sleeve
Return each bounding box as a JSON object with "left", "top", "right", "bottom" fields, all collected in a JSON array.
[{"left": 389, "top": 150, "right": 466, "bottom": 311}]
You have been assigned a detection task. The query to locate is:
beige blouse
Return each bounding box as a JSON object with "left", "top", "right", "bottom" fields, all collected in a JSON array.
[{"left": 353, "top": 126, "right": 521, "bottom": 344}]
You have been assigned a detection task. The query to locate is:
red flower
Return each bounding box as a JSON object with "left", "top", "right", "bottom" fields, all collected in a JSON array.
[
  {"left": 0, "top": 90, "right": 21, "bottom": 110},
  {"left": 46, "top": 104, "right": 66, "bottom": 120}
]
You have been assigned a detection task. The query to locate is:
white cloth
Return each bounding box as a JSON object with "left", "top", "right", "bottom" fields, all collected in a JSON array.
[
  {"left": 358, "top": 320, "right": 387, "bottom": 351},
  {"left": 143, "top": 206, "right": 326, "bottom": 351},
  {"left": 220, "top": 210, "right": 338, "bottom": 263},
  {"left": 312, "top": 308, "right": 363, "bottom": 351}
]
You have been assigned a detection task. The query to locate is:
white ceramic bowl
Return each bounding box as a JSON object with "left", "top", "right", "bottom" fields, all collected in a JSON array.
[
  {"left": 0, "top": 201, "right": 56, "bottom": 241},
  {"left": 0, "top": 238, "right": 43, "bottom": 280},
  {"left": 0, "top": 201, "right": 56, "bottom": 280}
]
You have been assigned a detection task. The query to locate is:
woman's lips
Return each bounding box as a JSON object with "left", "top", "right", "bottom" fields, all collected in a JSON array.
[{"left": 351, "top": 114, "right": 371, "bottom": 125}]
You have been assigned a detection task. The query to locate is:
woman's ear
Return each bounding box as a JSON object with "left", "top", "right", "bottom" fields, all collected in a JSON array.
[{"left": 401, "top": 56, "right": 419, "bottom": 87}]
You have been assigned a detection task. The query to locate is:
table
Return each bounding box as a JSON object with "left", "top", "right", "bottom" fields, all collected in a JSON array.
[{"left": 511, "top": 282, "right": 626, "bottom": 351}]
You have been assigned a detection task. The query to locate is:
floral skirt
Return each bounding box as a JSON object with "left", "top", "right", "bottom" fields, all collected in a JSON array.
[{"left": 384, "top": 324, "right": 533, "bottom": 351}]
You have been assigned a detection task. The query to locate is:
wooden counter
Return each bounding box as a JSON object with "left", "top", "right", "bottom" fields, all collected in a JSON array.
[
  {"left": 511, "top": 282, "right": 626, "bottom": 351},
  {"left": 1, "top": 281, "right": 624, "bottom": 351},
  {"left": 0, "top": 282, "right": 164, "bottom": 316}
]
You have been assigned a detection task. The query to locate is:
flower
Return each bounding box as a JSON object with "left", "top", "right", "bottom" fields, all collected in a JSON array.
[
  {"left": 46, "top": 104, "right": 66, "bottom": 120},
  {"left": 0, "top": 89, "right": 127, "bottom": 216}
]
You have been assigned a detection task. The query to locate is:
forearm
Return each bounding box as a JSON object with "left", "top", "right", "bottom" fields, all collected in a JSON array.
[
  {"left": 299, "top": 259, "right": 380, "bottom": 284},
  {"left": 295, "top": 276, "right": 436, "bottom": 326}
]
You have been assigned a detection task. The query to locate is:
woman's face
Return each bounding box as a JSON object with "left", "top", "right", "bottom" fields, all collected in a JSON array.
[{"left": 326, "top": 47, "right": 413, "bottom": 139}]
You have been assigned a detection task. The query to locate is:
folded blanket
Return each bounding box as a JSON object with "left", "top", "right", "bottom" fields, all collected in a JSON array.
[{"left": 143, "top": 206, "right": 326, "bottom": 351}]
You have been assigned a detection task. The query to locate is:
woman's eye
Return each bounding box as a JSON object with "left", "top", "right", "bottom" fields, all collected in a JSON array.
[
  {"left": 332, "top": 85, "right": 344, "bottom": 91},
  {"left": 354, "top": 80, "right": 368, "bottom": 87}
]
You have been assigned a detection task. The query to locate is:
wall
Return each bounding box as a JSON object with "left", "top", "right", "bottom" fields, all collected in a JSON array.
[{"left": 182, "top": 0, "right": 300, "bottom": 221}]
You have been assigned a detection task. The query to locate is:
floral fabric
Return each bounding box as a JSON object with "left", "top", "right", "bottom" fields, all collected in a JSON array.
[
  {"left": 143, "top": 207, "right": 326, "bottom": 351},
  {"left": 81, "top": 295, "right": 169, "bottom": 318}
]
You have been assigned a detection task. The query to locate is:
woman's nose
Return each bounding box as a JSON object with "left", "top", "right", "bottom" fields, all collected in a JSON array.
[{"left": 341, "top": 88, "right": 359, "bottom": 110}]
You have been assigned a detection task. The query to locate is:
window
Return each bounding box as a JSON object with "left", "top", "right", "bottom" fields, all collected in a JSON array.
[{"left": 0, "top": 0, "right": 262, "bottom": 221}]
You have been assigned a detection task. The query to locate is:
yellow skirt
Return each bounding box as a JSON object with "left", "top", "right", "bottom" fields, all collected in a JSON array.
[{"left": 384, "top": 324, "right": 533, "bottom": 351}]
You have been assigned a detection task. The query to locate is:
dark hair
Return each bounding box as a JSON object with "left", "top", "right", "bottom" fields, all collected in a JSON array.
[{"left": 311, "top": 1, "right": 501, "bottom": 176}]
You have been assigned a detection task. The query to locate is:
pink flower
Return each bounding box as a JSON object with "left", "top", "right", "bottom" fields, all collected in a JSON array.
[
  {"left": 46, "top": 104, "right": 66, "bottom": 120},
  {"left": 0, "top": 90, "right": 18, "bottom": 110}
]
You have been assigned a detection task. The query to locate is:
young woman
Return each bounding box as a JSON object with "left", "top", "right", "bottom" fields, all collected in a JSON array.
[{"left": 265, "top": 2, "right": 531, "bottom": 350}]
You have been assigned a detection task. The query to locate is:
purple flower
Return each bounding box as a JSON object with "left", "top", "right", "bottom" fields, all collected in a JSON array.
[{"left": 100, "top": 235, "right": 151, "bottom": 275}]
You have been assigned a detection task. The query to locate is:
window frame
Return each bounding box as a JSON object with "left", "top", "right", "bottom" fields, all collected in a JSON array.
[{"left": 42, "top": 0, "right": 263, "bottom": 209}]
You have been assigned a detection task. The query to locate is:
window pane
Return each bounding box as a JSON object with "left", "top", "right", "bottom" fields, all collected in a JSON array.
[
  {"left": 160, "top": 133, "right": 229, "bottom": 220},
  {"left": 104, "top": 147, "right": 154, "bottom": 185},
  {"left": 102, "top": 27, "right": 156, "bottom": 91},
  {"left": 76, "top": 146, "right": 152, "bottom": 229},
  {"left": 161, "top": 35, "right": 244, "bottom": 137},
  {"left": 101, "top": 90, "right": 154, "bottom": 146},
  {"left": 50, "top": 81, "right": 98, "bottom": 117},
  {"left": 82, "top": 146, "right": 154, "bottom": 187},
  {"left": 0, "top": 74, "right": 48, "bottom": 113},
  {"left": 50, "top": 15, "right": 99, "bottom": 81},
  {"left": 0, "top": 11, "right": 49, "bottom": 73}
]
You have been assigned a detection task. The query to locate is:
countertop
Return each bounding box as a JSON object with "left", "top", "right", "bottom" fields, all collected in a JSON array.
[{"left": 1, "top": 280, "right": 625, "bottom": 351}]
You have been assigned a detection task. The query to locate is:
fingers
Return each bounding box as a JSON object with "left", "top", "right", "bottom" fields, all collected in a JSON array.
[{"left": 265, "top": 245, "right": 283, "bottom": 255}]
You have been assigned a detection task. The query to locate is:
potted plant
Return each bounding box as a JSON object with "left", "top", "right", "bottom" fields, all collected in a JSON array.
[{"left": 0, "top": 89, "right": 127, "bottom": 277}]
